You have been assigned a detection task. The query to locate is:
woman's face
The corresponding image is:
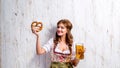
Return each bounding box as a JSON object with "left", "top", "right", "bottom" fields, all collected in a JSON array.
[{"left": 57, "top": 23, "right": 67, "bottom": 36}]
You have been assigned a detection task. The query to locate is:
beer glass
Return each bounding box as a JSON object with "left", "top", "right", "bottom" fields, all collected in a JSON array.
[{"left": 76, "top": 43, "right": 85, "bottom": 60}]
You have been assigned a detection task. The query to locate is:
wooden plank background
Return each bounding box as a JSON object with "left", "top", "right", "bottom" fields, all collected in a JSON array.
[{"left": 0, "top": 0, "right": 120, "bottom": 68}]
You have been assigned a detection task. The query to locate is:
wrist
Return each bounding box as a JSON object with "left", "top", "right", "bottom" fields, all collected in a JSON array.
[{"left": 36, "top": 35, "right": 39, "bottom": 38}]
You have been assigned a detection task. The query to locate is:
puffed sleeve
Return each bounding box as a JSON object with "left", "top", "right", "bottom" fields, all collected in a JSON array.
[{"left": 42, "top": 38, "right": 54, "bottom": 53}]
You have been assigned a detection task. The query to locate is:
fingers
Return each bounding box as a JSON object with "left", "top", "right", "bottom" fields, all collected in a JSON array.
[
  {"left": 31, "top": 28, "right": 39, "bottom": 35},
  {"left": 32, "top": 28, "right": 35, "bottom": 33},
  {"left": 31, "top": 28, "right": 35, "bottom": 33},
  {"left": 33, "top": 30, "right": 37, "bottom": 34},
  {"left": 32, "top": 27, "right": 37, "bottom": 32}
]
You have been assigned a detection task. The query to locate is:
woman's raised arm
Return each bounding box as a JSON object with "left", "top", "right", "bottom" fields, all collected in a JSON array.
[{"left": 32, "top": 28, "right": 46, "bottom": 55}]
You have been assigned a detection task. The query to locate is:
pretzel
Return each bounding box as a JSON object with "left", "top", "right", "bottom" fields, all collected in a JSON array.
[{"left": 31, "top": 21, "right": 43, "bottom": 32}]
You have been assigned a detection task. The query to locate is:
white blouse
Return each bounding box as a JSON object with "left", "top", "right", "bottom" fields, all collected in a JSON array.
[{"left": 42, "top": 38, "right": 76, "bottom": 62}]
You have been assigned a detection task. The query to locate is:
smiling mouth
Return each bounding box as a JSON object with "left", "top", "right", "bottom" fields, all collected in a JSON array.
[{"left": 57, "top": 31, "right": 62, "bottom": 33}]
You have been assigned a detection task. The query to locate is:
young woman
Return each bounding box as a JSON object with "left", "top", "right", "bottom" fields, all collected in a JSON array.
[{"left": 32, "top": 19, "right": 79, "bottom": 68}]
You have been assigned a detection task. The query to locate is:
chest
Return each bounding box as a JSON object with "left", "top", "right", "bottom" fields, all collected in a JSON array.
[{"left": 50, "top": 44, "right": 72, "bottom": 62}]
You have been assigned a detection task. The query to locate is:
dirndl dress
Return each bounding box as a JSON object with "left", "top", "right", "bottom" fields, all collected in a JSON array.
[{"left": 50, "top": 62, "right": 73, "bottom": 68}]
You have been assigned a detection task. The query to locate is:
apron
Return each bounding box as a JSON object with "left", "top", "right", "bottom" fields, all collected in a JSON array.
[{"left": 50, "top": 62, "right": 73, "bottom": 68}]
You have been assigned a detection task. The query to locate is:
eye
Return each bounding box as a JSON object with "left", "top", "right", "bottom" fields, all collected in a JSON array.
[
  {"left": 61, "top": 26, "right": 64, "bottom": 29},
  {"left": 57, "top": 26, "right": 60, "bottom": 28}
]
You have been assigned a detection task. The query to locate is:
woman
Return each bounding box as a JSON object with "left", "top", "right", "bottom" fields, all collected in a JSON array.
[{"left": 32, "top": 19, "right": 79, "bottom": 68}]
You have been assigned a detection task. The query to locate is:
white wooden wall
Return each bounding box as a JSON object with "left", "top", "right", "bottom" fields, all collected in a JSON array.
[{"left": 0, "top": 0, "right": 120, "bottom": 68}]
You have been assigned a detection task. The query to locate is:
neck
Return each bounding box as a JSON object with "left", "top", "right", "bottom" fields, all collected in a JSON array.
[{"left": 59, "top": 35, "right": 66, "bottom": 43}]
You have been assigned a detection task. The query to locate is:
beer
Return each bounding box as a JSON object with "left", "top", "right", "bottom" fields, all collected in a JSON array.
[{"left": 76, "top": 43, "right": 84, "bottom": 60}]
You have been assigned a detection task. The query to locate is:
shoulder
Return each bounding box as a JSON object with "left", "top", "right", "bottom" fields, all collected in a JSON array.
[{"left": 42, "top": 38, "right": 54, "bottom": 53}]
